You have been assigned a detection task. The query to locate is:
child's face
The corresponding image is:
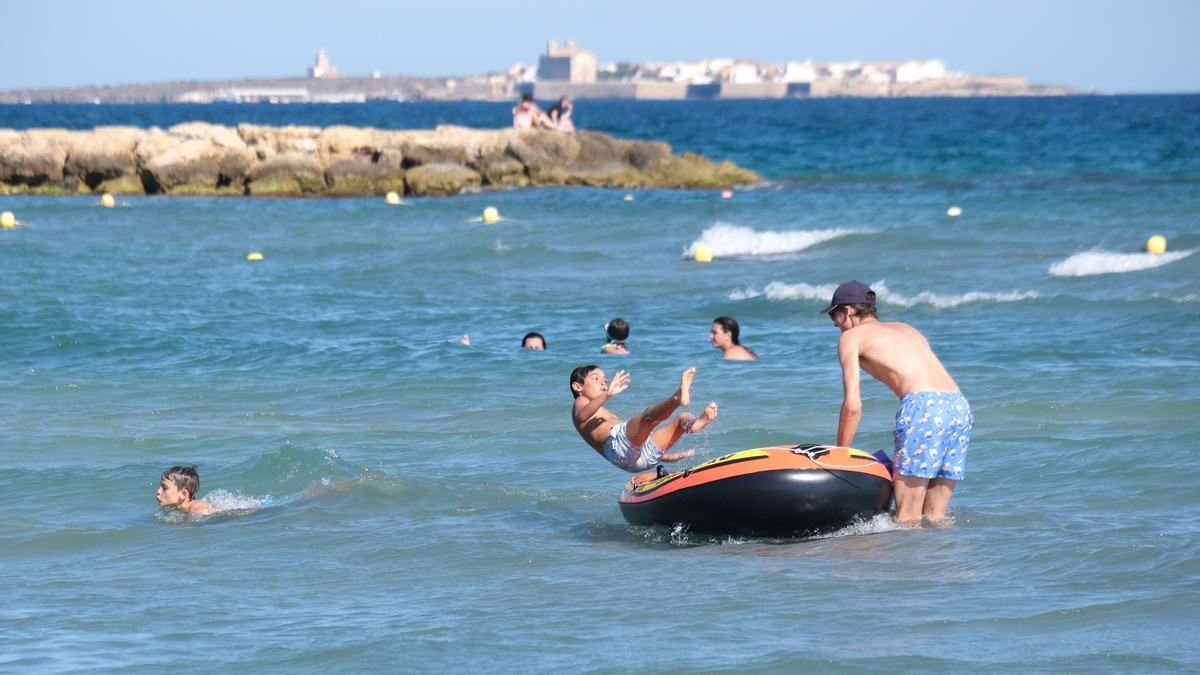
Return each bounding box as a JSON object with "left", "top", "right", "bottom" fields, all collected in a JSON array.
[
  {"left": 578, "top": 369, "right": 608, "bottom": 398},
  {"left": 156, "top": 478, "right": 186, "bottom": 507}
]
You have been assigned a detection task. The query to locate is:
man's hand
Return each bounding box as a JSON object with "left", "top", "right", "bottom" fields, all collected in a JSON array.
[{"left": 607, "top": 370, "right": 630, "bottom": 397}]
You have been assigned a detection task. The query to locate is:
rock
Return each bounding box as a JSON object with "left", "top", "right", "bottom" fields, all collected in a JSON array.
[
  {"left": 64, "top": 126, "right": 146, "bottom": 191},
  {"left": 0, "top": 122, "right": 760, "bottom": 196},
  {"left": 142, "top": 139, "right": 226, "bottom": 194},
  {"left": 404, "top": 163, "right": 482, "bottom": 196},
  {"left": 246, "top": 152, "right": 326, "bottom": 195},
  {"left": 324, "top": 159, "right": 406, "bottom": 196},
  {"left": 0, "top": 129, "right": 81, "bottom": 192}
]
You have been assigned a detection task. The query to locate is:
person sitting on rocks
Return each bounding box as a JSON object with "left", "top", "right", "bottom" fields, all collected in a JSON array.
[
  {"left": 512, "top": 93, "right": 553, "bottom": 130},
  {"left": 547, "top": 97, "right": 575, "bottom": 133}
]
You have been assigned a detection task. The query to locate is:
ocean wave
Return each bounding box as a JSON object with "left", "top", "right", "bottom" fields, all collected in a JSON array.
[
  {"left": 684, "top": 223, "right": 871, "bottom": 258},
  {"left": 1048, "top": 249, "right": 1194, "bottom": 277},
  {"left": 730, "top": 280, "right": 1039, "bottom": 309}
]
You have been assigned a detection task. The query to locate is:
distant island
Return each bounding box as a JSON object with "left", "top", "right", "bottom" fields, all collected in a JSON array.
[{"left": 0, "top": 43, "right": 1082, "bottom": 104}]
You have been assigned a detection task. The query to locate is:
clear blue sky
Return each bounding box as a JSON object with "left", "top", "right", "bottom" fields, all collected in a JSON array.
[{"left": 5, "top": 0, "right": 1198, "bottom": 93}]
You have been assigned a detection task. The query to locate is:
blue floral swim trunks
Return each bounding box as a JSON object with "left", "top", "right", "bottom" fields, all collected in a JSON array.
[
  {"left": 603, "top": 422, "right": 665, "bottom": 473},
  {"left": 893, "top": 391, "right": 973, "bottom": 480}
]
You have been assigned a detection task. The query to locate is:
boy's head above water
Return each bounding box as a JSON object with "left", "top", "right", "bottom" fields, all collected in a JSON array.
[
  {"left": 157, "top": 466, "right": 201, "bottom": 509},
  {"left": 605, "top": 319, "right": 629, "bottom": 343},
  {"left": 570, "top": 364, "right": 605, "bottom": 398}
]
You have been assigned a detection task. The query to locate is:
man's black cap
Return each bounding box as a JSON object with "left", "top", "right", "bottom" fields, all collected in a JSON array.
[{"left": 820, "top": 280, "right": 876, "bottom": 314}]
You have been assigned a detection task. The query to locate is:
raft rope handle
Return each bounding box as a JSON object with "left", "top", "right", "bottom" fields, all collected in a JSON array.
[{"left": 789, "top": 444, "right": 861, "bottom": 489}]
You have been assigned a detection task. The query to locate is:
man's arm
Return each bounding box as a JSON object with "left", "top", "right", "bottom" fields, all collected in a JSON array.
[{"left": 836, "top": 333, "right": 863, "bottom": 447}]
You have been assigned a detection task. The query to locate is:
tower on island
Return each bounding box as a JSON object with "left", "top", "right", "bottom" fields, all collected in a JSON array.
[
  {"left": 537, "top": 40, "right": 596, "bottom": 83},
  {"left": 308, "top": 49, "right": 340, "bottom": 79}
]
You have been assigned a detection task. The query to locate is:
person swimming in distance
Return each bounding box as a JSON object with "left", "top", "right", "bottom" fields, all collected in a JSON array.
[
  {"left": 570, "top": 365, "right": 718, "bottom": 472},
  {"left": 602, "top": 318, "right": 630, "bottom": 355},
  {"left": 156, "top": 466, "right": 214, "bottom": 516},
  {"left": 522, "top": 332, "right": 546, "bottom": 350},
  {"left": 710, "top": 316, "right": 757, "bottom": 360}
]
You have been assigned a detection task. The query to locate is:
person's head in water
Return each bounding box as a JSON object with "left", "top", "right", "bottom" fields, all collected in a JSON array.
[
  {"left": 710, "top": 316, "right": 758, "bottom": 360},
  {"left": 569, "top": 364, "right": 602, "bottom": 398},
  {"left": 522, "top": 332, "right": 546, "bottom": 350},
  {"left": 710, "top": 317, "right": 742, "bottom": 347},
  {"left": 821, "top": 280, "right": 878, "bottom": 330},
  {"left": 521, "top": 92, "right": 535, "bottom": 103},
  {"left": 605, "top": 318, "right": 629, "bottom": 344}
]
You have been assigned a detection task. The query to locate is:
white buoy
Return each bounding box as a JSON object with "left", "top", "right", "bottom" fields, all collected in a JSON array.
[
  {"left": 100, "top": 193, "right": 116, "bottom": 208},
  {"left": 482, "top": 206, "right": 501, "bottom": 224},
  {"left": 947, "top": 206, "right": 963, "bottom": 217},
  {"left": 385, "top": 191, "right": 402, "bottom": 205}
]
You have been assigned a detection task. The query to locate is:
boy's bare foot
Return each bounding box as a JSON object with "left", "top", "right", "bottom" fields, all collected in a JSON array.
[
  {"left": 688, "top": 402, "right": 719, "bottom": 433},
  {"left": 678, "top": 367, "right": 696, "bottom": 407}
]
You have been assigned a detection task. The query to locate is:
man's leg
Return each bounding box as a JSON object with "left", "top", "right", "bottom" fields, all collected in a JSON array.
[
  {"left": 626, "top": 368, "right": 694, "bottom": 446},
  {"left": 893, "top": 475, "right": 931, "bottom": 525},
  {"left": 921, "top": 478, "right": 957, "bottom": 523}
]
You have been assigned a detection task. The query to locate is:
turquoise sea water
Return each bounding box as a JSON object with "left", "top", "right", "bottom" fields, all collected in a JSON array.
[{"left": 2, "top": 97, "right": 1199, "bottom": 671}]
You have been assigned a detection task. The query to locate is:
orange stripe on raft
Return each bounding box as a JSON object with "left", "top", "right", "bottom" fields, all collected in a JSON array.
[{"left": 620, "top": 446, "right": 892, "bottom": 503}]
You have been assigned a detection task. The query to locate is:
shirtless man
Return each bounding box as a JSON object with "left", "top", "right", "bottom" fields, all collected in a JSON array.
[
  {"left": 822, "top": 281, "right": 974, "bottom": 525},
  {"left": 570, "top": 366, "right": 718, "bottom": 472}
]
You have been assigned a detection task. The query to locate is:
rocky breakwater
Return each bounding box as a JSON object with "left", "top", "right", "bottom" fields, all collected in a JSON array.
[{"left": 0, "top": 123, "right": 760, "bottom": 197}]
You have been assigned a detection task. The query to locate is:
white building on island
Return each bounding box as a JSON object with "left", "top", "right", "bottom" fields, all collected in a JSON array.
[{"left": 308, "top": 49, "right": 340, "bottom": 79}]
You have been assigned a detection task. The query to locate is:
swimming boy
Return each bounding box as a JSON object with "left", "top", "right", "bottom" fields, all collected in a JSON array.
[
  {"left": 822, "top": 280, "right": 973, "bottom": 525},
  {"left": 602, "top": 318, "right": 630, "bottom": 354},
  {"left": 571, "top": 365, "right": 718, "bottom": 472},
  {"left": 156, "top": 466, "right": 214, "bottom": 516}
]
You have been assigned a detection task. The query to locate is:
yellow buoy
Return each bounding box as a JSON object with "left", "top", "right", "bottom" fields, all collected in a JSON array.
[
  {"left": 947, "top": 206, "right": 963, "bottom": 217},
  {"left": 1146, "top": 235, "right": 1167, "bottom": 255},
  {"left": 623, "top": 194, "right": 634, "bottom": 202},
  {"left": 246, "top": 251, "right": 264, "bottom": 261},
  {"left": 100, "top": 193, "right": 116, "bottom": 208},
  {"left": 693, "top": 244, "right": 714, "bottom": 263},
  {"left": 482, "top": 206, "right": 501, "bottom": 224},
  {"left": 0, "top": 211, "right": 15, "bottom": 229},
  {"left": 385, "top": 191, "right": 402, "bottom": 205}
]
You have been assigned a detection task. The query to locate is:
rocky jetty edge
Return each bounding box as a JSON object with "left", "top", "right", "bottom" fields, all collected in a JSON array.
[{"left": 0, "top": 123, "right": 760, "bottom": 197}]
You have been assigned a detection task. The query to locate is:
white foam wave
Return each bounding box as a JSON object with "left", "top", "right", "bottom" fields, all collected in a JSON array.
[
  {"left": 729, "top": 280, "right": 1039, "bottom": 309},
  {"left": 203, "top": 489, "right": 273, "bottom": 513},
  {"left": 1048, "top": 249, "right": 1194, "bottom": 277},
  {"left": 684, "top": 223, "right": 871, "bottom": 258}
]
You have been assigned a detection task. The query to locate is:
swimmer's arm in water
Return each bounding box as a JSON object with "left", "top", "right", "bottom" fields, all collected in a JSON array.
[{"left": 573, "top": 370, "right": 630, "bottom": 425}]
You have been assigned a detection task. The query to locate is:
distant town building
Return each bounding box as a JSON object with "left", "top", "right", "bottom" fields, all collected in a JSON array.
[
  {"left": 308, "top": 49, "right": 340, "bottom": 79},
  {"left": 896, "top": 59, "right": 947, "bottom": 83},
  {"left": 537, "top": 40, "right": 597, "bottom": 83},
  {"left": 782, "top": 61, "right": 817, "bottom": 84}
]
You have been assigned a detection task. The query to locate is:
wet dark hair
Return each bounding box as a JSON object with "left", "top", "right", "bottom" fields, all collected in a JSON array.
[
  {"left": 712, "top": 316, "right": 742, "bottom": 345},
  {"left": 521, "top": 92, "right": 534, "bottom": 102},
  {"left": 161, "top": 466, "right": 199, "bottom": 499},
  {"left": 605, "top": 318, "right": 629, "bottom": 342},
  {"left": 522, "top": 332, "right": 546, "bottom": 349},
  {"left": 570, "top": 365, "right": 599, "bottom": 398}
]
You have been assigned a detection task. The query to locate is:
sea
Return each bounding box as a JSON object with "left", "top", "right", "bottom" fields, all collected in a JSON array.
[{"left": 1, "top": 96, "right": 1198, "bottom": 672}]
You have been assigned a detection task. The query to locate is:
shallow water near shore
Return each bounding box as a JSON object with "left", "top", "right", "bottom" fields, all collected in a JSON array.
[{"left": 2, "top": 97, "right": 1199, "bottom": 671}]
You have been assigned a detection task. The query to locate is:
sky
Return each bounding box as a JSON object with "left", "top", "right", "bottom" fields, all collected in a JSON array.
[{"left": 4, "top": 0, "right": 1199, "bottom": 93}]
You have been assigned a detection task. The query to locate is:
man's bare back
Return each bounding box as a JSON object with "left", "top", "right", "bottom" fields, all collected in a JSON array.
[{"left": 839, "top": 321, "right": 959, "bottom": 399}]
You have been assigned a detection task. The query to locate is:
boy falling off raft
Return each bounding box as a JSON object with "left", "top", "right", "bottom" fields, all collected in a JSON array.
[{"left": 570, "top": 366, "right": 718, "bottom": 472}]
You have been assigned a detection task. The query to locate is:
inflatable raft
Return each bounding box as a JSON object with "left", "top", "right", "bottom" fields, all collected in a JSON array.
[{"left": 618, "top": 445, "right": 893, "bottom": 537}]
